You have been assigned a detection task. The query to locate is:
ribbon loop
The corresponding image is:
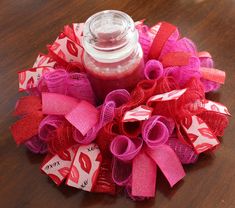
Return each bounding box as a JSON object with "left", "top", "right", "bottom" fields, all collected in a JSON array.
[
  {"left": 110, "top": 135, "right": 143, "bottom": 161},
  {"left": 142, "top": 116, "right": 174, "bottom": 149}
]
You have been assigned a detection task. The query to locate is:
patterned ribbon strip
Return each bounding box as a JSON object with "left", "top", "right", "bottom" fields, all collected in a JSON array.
[
  {"left": 18, "top": 67, "right": 54, "bottom": 91},
  {"left": 181, "top": 115, "right": 219, "bottom": 154},
  {"left": 146, "top": 88, "right": 230, "bottom": 153},
  {"left": 122, "top": 105, "right": 153, "bottom": 122},
  {"left": 41, "top": 143, "right": 102, "bottom": 191},
  {"left": 18, "top": 23, "right": 85, "bottom": 92}
]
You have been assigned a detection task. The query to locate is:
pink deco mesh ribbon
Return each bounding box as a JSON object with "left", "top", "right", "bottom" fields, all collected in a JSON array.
[
  {"left": 110, "top": 115, "right": 185, "bottom": 199},
  {"left": 137, "top": 21, "right": 225, "bottom": 91},
  {"left": 38, "top": 69, "right": 96, "bottom": 105},
  {"left": 73, "top": 89, "right": 131, "bottom": 144}
]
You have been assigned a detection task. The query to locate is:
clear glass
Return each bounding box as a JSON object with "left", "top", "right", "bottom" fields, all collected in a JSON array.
[{"left": 82, "top": 10, "right": 144, "bottom": 101}]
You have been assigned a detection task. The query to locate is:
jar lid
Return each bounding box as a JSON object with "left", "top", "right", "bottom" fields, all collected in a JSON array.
[{"left": 83, "top": 10, "right": 138, "bottom": 63}]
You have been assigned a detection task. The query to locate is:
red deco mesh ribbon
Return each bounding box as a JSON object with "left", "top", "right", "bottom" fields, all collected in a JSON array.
[{"left": 11, "top": 96, "right": 44, "bottom": 144}]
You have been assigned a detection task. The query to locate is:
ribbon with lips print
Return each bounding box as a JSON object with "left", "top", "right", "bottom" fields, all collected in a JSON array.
[
  {"left": 33, "top": 53, "right": 57, "bottom": 68},
  {"left": 41, "top": 146, "right": 77, "bottom": 185},
  {"left": 41, "top": 143, "right": 102, "bottom": 191},
  {"left": 146, "top": 89, "right": 231, "bottom": 154},
  {"left": 18, "top": 23, "right": 84, "bottom": 92},
  {"left": 48, "top": 23, "right": 84, "bottom": 71},
  {"left": 120, "top": 105, "right": 153, "bottom": 139},
  {"left": 110, "top": 115, "right": 185, "bottom": 198},
  {"left": 18, "top": 66, "right": 55, "bottom": 91},
  {"left": 66, "top": 143, "right": 102, "bottom": 191}
]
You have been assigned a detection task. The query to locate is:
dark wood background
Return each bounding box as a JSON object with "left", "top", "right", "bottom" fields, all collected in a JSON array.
[{"left": 0, "top": 0, "right": 234, "bottom": 207}]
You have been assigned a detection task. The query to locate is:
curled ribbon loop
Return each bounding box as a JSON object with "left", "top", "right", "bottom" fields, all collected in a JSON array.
[
  {"left": 142, "top": 116, "right": 174, "bottom": 149},
  {"left": 73, "top": 101, "right": 115, "bottom": 144},
  {"left": 144, "top": 60, "right": 163, "bottom": 80},
  {"left": 39, "top": 115, "right": 64, "bottom": 141},
  {"left": 110, "top": 135, "right": 143, "bottom": 162},
  {"left": 104, "top": 89, "right": 131, "bottom": 109},
  {"left": 112, "top": 158, "right": 132, "bottom": 186}
]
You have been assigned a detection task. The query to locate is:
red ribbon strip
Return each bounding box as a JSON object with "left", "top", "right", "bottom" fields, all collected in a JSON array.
[
  {"left": 148, "top": 22, "right": 177, "bottom": 60},
  {"left": 11, "top": 111, "right": 44, "bottom": 144}
]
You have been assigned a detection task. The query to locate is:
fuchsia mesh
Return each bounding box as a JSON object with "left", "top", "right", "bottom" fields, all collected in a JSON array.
[
  {"left": 167, "top": 136, "right": 198, "bottom": 164},
  {"left": 38, "top": 69, "right": 96, "bottom": 104},
  {"left": 74, "top": 89, "right": 130, "bottom": 144},
  {"left": 38, "top": 115, "right": 75, "bottom": 155},
  {"left": 144, "top": 60, "right": 164, "bottom": 80},
  {"left": 24, "top": 136, "right": 47, "bottom": 154}
]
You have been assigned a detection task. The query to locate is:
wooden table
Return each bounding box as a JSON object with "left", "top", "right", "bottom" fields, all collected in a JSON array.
[{"left": 1, "top": 0, "right": 235, "bottom": 207}]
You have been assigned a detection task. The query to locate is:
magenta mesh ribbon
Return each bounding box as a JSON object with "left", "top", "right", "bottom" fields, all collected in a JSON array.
[
  {"left": 112, "top": 158, "right": 132, "bottom": 186},
  {"left": 144, "top": 60, "right": 163, "bottom": 80},
  {"left": 38, "top": 69, "right": 96, "bottom": 105},
  {"left": 24, "top": 136, "right": 47, "bottom": 154},
  {"left": 142, "top": 116, "right": 174, "bottom": 149},
  {"left": 160, "top": 37, "right": 196, "bottom": 59},
  {"left": 110, "top": 135, "right": 143, "bottom": 161},
  {"left": 74, "top": 89, "right": 130, "bottom": 144},
  {"left": 163, "top": 56, "right": 201, "bottom": 87},
  {"left": 158, "top": 33, "right": 220, "bottom": 91},
  {"left": 38, "top": 115, "right": 64, "bottom": 141},
  {"left": 104, "top": 89, "right": 131, "bottom": 114},
  {"left": 110, "top": 135, "right": 142, "bottom": 187},
  {"left": 167, "top": 136, "right": 198, "bottom": 164}
]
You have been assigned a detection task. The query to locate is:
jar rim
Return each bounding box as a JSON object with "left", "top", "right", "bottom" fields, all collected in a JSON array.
[{"left": 82, "top": 10, "right": 138, "bottom": 63}]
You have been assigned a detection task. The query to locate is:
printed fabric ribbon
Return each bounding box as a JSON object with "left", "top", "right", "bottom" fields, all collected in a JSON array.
[
  {"left": 41, "top": 143, "right": 102, "bottom": 191},
  {"left": 18, "top": 23, "right": 85, "bottom": 92},
  {"left": 146, "top": 88, "right": 230, "bottom": 153}
]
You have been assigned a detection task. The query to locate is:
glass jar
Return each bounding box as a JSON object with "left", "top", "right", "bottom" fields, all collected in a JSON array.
[{"left": 82, "top": 10, "right": 144, "bottom": 102}]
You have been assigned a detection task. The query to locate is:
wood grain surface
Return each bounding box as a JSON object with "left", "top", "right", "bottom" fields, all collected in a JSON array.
[{"left": 0, "top": 0, "right": 235, "bottom": 207}]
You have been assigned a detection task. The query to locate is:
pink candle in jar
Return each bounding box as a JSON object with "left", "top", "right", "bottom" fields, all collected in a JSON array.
[{"left": 82, "top": 10, "right": 144, "bottom": 102}]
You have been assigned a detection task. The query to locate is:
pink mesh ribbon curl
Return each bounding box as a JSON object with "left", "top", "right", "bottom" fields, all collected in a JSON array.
[
  {"left": 142, "top": 116, "right": 174, "bottom": 149},
  {"left": 74, "top": 89, "right": 131, "bottom": 144},
  {"left": 38, "top": 69, "right": 96, "bottom": 105},
  {"left": 24, "top": 136, "right": 48, "bottom": 154}
]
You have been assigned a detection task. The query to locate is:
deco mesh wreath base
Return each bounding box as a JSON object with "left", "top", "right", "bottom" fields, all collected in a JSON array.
[{"left": 10, "top": 20, "right": 230, "bottom": 200}]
